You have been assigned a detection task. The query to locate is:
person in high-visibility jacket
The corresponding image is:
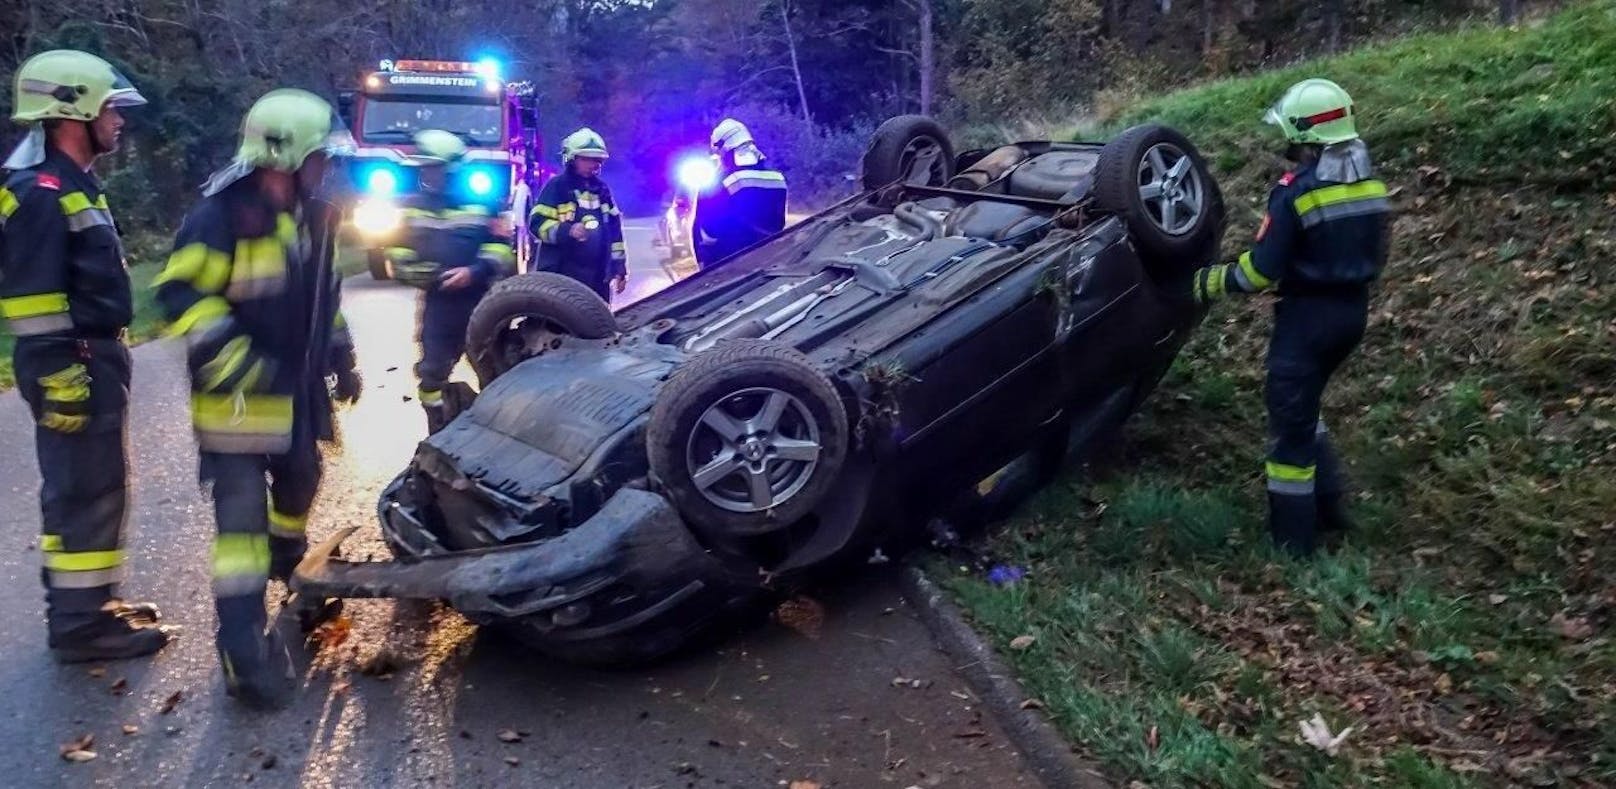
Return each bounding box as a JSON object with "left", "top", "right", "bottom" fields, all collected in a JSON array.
[
  {"left": 693, "top": 118, "right": 787, "bottom": 268},
  {"left": 384, "top": 130, "right": 515, "bottom": 432},
  {"left": 155, "top": 89, "right": 360, "bottom": 708},
  {"left": 0, "top": 50, "right": 175, "bottom": 662},
  {"left": 1190, "top": 78, "right": 1391, "bottom": 556},
  {"left": 528, "top": 128, "right": 626, "bottom": 302}
]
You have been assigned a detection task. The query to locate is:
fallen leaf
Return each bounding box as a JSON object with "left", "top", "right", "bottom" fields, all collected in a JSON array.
[
  {"left": 504, "top": 756, "right": 520, "bottom": 767},
  {"left": 61, "top": 749, "right": 96, "bottom": 763},
  {"left": 1550, "top": 613, "right": 1593, "bottom": 641},
  {"left": 160, "top": 690, "right": 184, "bottom": 714},
  {"left": 87, "top": 667, "right": 107, "bottom": 678},
  {"left": 497, "top": 729, "right": 522, "bottom": 744},
  {"left": 1009, "top": 635, "right": 1037, "bottom": 650},
  {"left": 121, "top": 724, "right": 139, "bottom": 736},
  {"left": 774, "top": 596, "right": 825, "bottom": 640},
  {"left": 60, "top": 734, "right": 94, "bottom": 756},
  {"left": 788, "top": 781, "right": 822, "bottom": 789},
  {"left": 1435, "top": 673, "right": 1454, "bottom": 694},
  {"left": 1145, "top": 725, "right": 1160, "bottom": 752},
  {"left": 307, "top": 616, "right": 353, "bottom": 651},
  {"left": 110, "top": 677, "right": 129, "bottom": 695},
  {"left": 1298, "top": 713, "right": 1353, "bottom": 756},
  {"left": 1488, "top": 594, "right": 1509, "bottom": 606},
  {"left": 1019, "top": 699, "right": 1046, "bottom": 710}
]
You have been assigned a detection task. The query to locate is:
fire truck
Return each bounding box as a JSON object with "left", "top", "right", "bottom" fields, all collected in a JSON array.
[{"left": 338, "top": 58, "right": 545, "bottom": 277}]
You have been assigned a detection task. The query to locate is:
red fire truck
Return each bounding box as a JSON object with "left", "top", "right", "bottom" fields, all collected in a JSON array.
[{"left": 339, "top": 58, "right": 546, "bottom": 276}]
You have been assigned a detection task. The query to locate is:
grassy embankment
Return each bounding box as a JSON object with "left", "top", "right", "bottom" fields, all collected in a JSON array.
[{"left": 941, "top": 4, "right": 1616, "bottom": 786}]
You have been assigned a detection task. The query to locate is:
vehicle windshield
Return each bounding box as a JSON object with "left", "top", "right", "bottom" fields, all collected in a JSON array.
[{"left": 360, "top": 99, "right": 503, "bottom": 146}]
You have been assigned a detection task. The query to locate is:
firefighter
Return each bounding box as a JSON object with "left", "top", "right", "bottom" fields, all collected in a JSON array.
[
  {"left": 1190, "top": 78, "right": 1390, "bottom": 556},
  {"left": 693, "top": 118, "right": 787, "bottom": 268},
  {"left": 0, "top": 50, "right": 175, "bottom": 662},
  {"left": 529, "top": 128, "right": 627, "bottom": 302},
  {"left": 155, "top": 88, "right": 360, "bottom": 708},
  {"left": 385, "top": 130, "right": 515, "bottom": 432}
]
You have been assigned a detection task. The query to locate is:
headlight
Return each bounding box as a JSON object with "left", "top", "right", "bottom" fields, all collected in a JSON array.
[
  {"left": 353, "top": 198, "right": 403, "bottom": 236},
  {"left": 366, "top": 167, "right": 398, "bottom": 196},
  {"left": 677, "top": 157, "right": 718, "bottom": 192},
  {"left": 468, "top": 170, "right": 495, "bottom": 197}
]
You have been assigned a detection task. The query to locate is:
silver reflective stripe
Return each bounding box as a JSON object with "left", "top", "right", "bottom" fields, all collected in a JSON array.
[
  {"left": 1230, "top": 264, "right": 1256, "bottom": 293},
  {"left": 268, "top": 523, "right": 304, "bottom": 539},
  {"left": 8, "top": 313, "right": 75, "bottom": 336},
  {"left": 405, "top": 215, "right": 489, "bottom": 231},
  {"left": 49, "top": 567, "right": 123, "bottom": 589},
  {"left": 723, "top": 170, "right": 787, "bottom": 194},
  {"left": 1316, "top": 421, "right": 1329, "bottom": 436},
  {"left": 213, "top": 574, "right": 268, "bottom": 598},
  {"left": 196, "top": 430, "right": 293, "bottom": 455},
  {"left": 65, "top": 208, "right": 115, "bottom": 232},
  {"left": 1298, "top": 198, "right": 1389, "bottom": 228},
  {"left": 1267, "top": 478, "right": 1317, "bottom": 495}
]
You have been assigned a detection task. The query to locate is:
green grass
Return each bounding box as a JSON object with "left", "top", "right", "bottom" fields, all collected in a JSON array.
[{"left": 946, "top": 3, "right": 1616, "bottom": 786}]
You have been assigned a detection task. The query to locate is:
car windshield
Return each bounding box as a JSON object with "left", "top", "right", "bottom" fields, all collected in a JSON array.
[{"left": 360, "top": 99, "right": 502, "bottom": 146}]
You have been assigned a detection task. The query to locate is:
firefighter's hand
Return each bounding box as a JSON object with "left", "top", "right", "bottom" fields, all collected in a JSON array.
[
  {"left": 568, "top": 222, "right": 590, "bottom": 242},
  {"left": 612, "top": 274, "right": 628, "bottom": 295},
  {"left": 439, "top": 267, "right": 474, "bottom": 292},
  {"left": 333, "top": 367, "right": 363, "bottom": 405}
]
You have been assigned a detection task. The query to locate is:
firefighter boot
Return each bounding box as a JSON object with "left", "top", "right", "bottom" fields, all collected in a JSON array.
[
  {"left": 217, "top": 596, "right": 295, "bottom": 710},
  {"left": 50, "top": 611, "right": 175, "bottom": 663},
  {"left": 108, "top": 599, "right": 163, "bottom": 625},
  {"left": 1268, "top": 492, "right": 1318, "bottom": 558},
  {"left": 423, "top": 402, "right": 448, "bottom": 434}
]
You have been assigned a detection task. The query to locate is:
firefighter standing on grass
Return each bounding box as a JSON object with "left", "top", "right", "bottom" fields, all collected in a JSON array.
[
  {"left": 529, "top": 128, "right": 627, "bottom": 302},
  {"left": 156, "top": 89, "right": 360, "bottom": 708},
  {"left": 385, "top": 129, "right": 515, "bottom": 432},
  {"left": 694, "top": 118, "right": 788, "bottom": 269},
  {"left": 1, "top": 50, "right": 174, "bottom": 662},
  {"left": 1190, "top": 78, "right": 1391, "bottom": 557}
]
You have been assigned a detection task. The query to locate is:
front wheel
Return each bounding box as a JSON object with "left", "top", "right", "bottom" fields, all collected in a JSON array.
[
  {"left": 464, "top": 272, "right": 618, "bottom": 385},
  {"left": 861, "top": 115, "right": 956, "bottom": 191},
  {"left": 1093, "top": 124, "right": 1225, "bottom": 276}
]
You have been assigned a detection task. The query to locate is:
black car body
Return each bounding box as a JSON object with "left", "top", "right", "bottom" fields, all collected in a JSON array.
[{"left": 294, "top": 117, "right": 1225, "bottom": 665}]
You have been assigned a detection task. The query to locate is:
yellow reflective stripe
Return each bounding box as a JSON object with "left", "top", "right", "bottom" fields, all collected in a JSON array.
[
  {"left": 0, "top": 292, "right": 69, "bottom": 319},
  {"left": 213, "top": 533, "right": 270, "bottom": 579},
  {"left": 167, "top": 295, "right": 231, "bottom": 338},
  {"left": 530, "top": 203, "right": 558, "bottom": 219},
  {"left": 191, "top": 392, "right": 294, "bottom": 434},
  {"left": 58, "top": 192, "right": 100, "bottom": 215},
  {"left": 537, "top": 219, "right": 560, "bottom": 241},
  {"left": 385, "top": 247, "right": 418, "bottom": 262},
  {"left": 0, "top": 188, "right": 18, "bottom": 218},
  {"left": 1292, "top": 180, "right": 1388, "bottom": 217},
  {"left": 234, "top": 236, "right": 287, "bottom": 280},
  {"left": 1265, "top": 461, "right": 1317, "bottom": 482},
  {"left": 275, "top": 213, "right": 297, "bottom": 245},
  {"left": 268, "top": 508, "right": 308, "bottom": 535},
  {"left": 40, "top": 535, "right": 63, "bottom": 552},
  {"left": 157, "top": 243, "right": 233, "bottom": 293},
  {"left": 44, "top": 548, "right": 124, "bottom": 572},
  {"left": 1238, "top": 251, "right": 1272, "bottom": 290},
  {"left": 556, "top": 202, "right": 576, "bottom": 215},
  {"left": 418, "top": 387, "right": 445, "bottom": 406},
  {"left": 200, "top": 335, "right": 253, "bottom": 391},
  {"left": 478, "top": 243, "right": 515, "bottom": 260}
]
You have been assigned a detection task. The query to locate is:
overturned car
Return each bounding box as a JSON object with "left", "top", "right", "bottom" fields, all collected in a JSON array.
[{"left": 294, "top": 117, "right": 1225, "bottom": 665}]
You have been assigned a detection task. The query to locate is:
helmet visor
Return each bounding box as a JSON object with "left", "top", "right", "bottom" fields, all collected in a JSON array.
[{"left": 105, "top": 70, "right": 147, "bottom": 108}]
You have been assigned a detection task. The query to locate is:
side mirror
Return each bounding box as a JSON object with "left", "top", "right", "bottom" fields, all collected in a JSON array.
[{"left": 337, "top": 91, "right": 356, "bottom": 124}]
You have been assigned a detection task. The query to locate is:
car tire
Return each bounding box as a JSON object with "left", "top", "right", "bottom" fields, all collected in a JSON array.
[
  {"left": 648, "top": 340, "right": 849, "bottom": 541},
  {"left": 366, "top": 248, "right": 390, "bottom": 281},
  {"left": 465, "top": 272, "right": 618, "bottom": 385},
  {"left": 1093, "top": 124, "right": 1225, "bottom": 273},
  {"left": 861, "top": 115, "right": 956, "bottom": 191}
]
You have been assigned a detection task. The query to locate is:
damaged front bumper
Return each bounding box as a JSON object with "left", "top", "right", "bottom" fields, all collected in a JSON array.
[{"left": 291, "top": 487, "right": 741, "bottom": 646}]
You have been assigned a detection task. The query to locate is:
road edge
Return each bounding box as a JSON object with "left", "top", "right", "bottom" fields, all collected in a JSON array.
[{"left": 900, "top": 563, "right": 1109, "bottom": 789}]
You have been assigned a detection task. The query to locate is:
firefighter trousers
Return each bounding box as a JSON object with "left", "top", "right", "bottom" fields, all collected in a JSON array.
[
  {"left": 201, "top": 438, "right": 322, "bottom": 642},
  {"left": 15, "top": 337, "right": 132, "bottom": 635},
  {"left": 1264, "top": 292, "right": 1368, "bottom": 555},
  {"left": 415, "top": 290, "right": 480, "bottom": 408}
]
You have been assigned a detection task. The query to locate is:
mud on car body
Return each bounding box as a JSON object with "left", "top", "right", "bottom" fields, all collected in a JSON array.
[{"left": 294, "top": 116, "right": 1226, "bottom": 666}]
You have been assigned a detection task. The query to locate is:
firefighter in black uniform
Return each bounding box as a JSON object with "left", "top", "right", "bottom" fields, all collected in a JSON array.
[
  {"left": 0, "top": 50, "right": 174, "bottom": 662},
  {"left": 529, "top": 128, "right": 627, "bottom": 302},
  {"left": 1191, "top": 78, "right": 1391, "bottom": 556},
  {"left": 694, "top": 118, "right": 787, "bottom": 269},
  {"left": 384, "top": 130, "right": 515, "bottom": 432},
  {"left": 156, "top": 88, "right": 360, "bottom": 708}
]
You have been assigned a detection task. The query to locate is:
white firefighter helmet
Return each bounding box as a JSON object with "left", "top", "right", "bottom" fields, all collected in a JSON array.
[{"left": 710, "top": 118, "right": 754, "bottom": 153}]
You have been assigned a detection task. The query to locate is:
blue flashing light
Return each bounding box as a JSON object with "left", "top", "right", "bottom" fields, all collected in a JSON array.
[
  {"left": 677, "top": 156, "right": 719, "bottom": 192},
  {"left": 467, "top": 170, "right": 495, "bottom": 197},
  {"left": 366, "top": 167, "right": 399, "bottom": 196},
  {"left": 474, "top": 58, "right": 502, "bottom": 79}
]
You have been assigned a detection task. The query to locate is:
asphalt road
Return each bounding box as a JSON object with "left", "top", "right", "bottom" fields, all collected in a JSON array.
[{"left": 0, "top": 220, "right": 1038, "bottom": 788}]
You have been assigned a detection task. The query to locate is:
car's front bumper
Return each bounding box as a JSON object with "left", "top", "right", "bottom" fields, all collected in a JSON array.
[{"left": 291, "top": 485, "right": 741, "bottom": 646}]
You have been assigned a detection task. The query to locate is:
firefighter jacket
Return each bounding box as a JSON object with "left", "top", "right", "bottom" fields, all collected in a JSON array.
[
  {"left": 156, "top": 181, "right": 354, "bottom": 454},
  {"left": 385, "top": 192, "right": 515, "bottom": 291},
  {"left": 1195, "top": 156, "right": 1391, "bottom": 302},
  {"left": 693, "top": 161, "right": 787, "bottom": 266},
  {"left": 0, "top": 147, "right": 131, "bottom": 339},
  {"left": 528, "top": 170, "right": 626, "bottom": 290}
]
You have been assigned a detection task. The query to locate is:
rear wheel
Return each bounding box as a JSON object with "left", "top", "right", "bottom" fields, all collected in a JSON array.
[
  {"left": 648, "top": 340, "right": 849, "bottom": 544},
  {"left": 861, "top": 116, "right": 956, "bottom": 191},
  {"left": 1094, "top": 124, "right": 1225, "bottom": 274},
  {"left": 464, "top": 272, "right": 618, "bottom": 385}
]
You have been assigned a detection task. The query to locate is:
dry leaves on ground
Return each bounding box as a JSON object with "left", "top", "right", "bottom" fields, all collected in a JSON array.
[
  {"left": 59, "top": 734, "right": 96, "bottom": 762},
  {"left": 1009, "top": 634, "right": 1037, "bottom": 650}
]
